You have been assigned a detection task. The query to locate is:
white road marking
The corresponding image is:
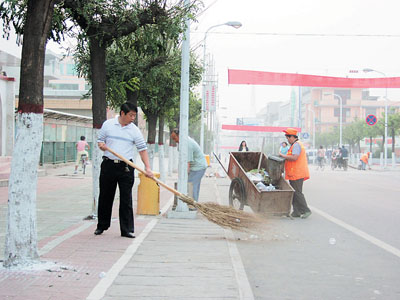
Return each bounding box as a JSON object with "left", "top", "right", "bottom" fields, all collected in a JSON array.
[
  {"left": 214, "top": 180, "right": 255, "bottom": 300},
  {"left": 86, "top": 196, "right": 174, "bottom": 300},
  {"left": 86, "top": 218, "right": 158, "bottom": 300},
  {"left": 310, "top": 205, "right": 400, "bottom": 259}
]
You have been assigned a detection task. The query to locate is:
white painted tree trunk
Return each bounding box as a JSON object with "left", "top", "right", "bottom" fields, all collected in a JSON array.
[
  {"left": 158, "top": 144, "right": 165, "bottom": 182},
  {"left": 148, "top": 143, "right": 155, "bottom": 170},
  {"left": 4, "top": 113, "right": 43, "bottom": 267},
  {"left": 173, "top": 146, "right": 179, "bottom": 173},
  {"left": 168, "top": 145, "right": 173, "bottom": 176},
  {"left": 91, "top": 129, "right": 101, "bottom": 218}
]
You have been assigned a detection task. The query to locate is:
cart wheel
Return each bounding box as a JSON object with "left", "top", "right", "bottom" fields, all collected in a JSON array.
[{"left": 229, "top": 177, "right": 246, "bottom": 210}]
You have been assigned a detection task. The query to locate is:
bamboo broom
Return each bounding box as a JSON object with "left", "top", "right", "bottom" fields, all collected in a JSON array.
[{"left": 106, "top": 147, "right": 265, "bottom": 231}]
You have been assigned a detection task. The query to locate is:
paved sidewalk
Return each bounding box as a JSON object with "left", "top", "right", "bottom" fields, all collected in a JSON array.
[{"left": 0, "top": 163, "right": 247, "bottom": 299}]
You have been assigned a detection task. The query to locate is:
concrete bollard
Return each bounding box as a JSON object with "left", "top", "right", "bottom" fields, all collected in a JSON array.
[{"left": 380, "top": 152, "right": 383, "bottom": 169}]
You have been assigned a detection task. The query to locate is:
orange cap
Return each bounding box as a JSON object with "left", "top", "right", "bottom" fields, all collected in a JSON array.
[{"left": 283, "top": 128, "right": 298, "bottom": 136}]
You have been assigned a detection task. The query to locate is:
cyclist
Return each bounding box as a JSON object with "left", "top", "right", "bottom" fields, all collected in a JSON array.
[{"left": 74, "top": 136, "right": 90, "bottom": 174}]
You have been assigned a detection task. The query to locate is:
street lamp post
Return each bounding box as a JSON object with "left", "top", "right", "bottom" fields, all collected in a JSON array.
[
  {"left": 335, "top": 94, "right": 343, "bottom": 147},
  {"left": 308, "top": 108, "right": 315, "bottom": 149},
  {"left": 200, "top": 21, "right": 242, "bottom": 152},
  {"left": 363, "top": 68, "right": 388, "bottom": 168}
]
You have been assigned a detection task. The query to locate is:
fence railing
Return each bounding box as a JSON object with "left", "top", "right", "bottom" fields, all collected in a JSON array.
[{"left": 40, "top": 142, "right": 93, "bottom": 165}]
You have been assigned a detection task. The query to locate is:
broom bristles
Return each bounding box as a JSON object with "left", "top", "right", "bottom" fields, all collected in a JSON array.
[{"left": 177, "top": 194, "right": 266, "bottom": 231}]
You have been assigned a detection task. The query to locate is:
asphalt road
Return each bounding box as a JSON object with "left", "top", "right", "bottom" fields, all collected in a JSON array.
[{"left": 216, "top": 167, "right": 400, "bottom": 300}]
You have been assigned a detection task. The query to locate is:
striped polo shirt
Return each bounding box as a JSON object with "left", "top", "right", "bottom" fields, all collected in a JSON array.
[{"left": 97, "top": 116, "right": 147, "bottom": 160}]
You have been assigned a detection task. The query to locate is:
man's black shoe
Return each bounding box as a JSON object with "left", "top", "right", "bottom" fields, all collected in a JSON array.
[
  {"left": 94, "top": 229, "right": 104, "bottom": 235},
  {"left": 121, "top": 232, "right": 135, "bottom": 238}
]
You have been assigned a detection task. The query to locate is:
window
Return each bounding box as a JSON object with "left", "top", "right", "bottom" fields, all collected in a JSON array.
[
  {"left": 49, "top": 83, "right": 79, "bottom": 90},
  {"left": 66, "top": 63, "right": 77, "bottom": 76},
  {"left": 333, "top": 89, "right": 350, "bottom": 105},
  {"left": 334, "top": 108, "right": 350, "bottom": 122}
]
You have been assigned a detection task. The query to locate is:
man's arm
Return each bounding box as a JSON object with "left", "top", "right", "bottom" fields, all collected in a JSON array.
[
  {"left": 279, "top": 152, "right": 299, "bottom": 161},
  {"left": 98, "top": 142, "right": 107, "bottom": 151},
  {"left": 279, "top": 143, "right": 300, "bottom": 161},
  {"left": 138, "top": 150, "right": 154, "bottom": 178}
]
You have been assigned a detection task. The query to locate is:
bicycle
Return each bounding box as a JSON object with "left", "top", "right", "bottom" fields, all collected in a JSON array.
[
  {"left": 316, "top": 157, "right": 325, "bottom": 170},
  {"left": 80, "top": 153, "right": 88, "bottom": 174}
]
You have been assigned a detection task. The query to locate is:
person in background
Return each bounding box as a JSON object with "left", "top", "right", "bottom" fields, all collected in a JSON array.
[
  {"left": 279, "top": 142, "right": 290, "bottom": 155},
  {"left": 317, "top": 145, "right": 325, "bottom": 168},
  {"left": 340, "top": 145, "right": 349, "bottom": 159},
  {"left": 74, "top": 136, "right": 90, "bottom": 174},
  {"left": 170, "top": 128, "right": 208, "bottom": 202},
  {"left": 238, "top": 140, "right": 249, "bottom": 152},
  {"left": 279, "top": 128, "right": 312, "bottom": 219},
  {"left": 94, "top": 102, "right": 153, "bottom": 238},
  {"left": 360, "top": 152, "right": 371, "bottom": 170}
]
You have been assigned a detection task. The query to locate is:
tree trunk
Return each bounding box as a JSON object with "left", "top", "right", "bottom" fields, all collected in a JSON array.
[
  {"left": 4, "top": 0, "right": 55, "bottom": 268},
  {"left": 88, "top": 38, "right": 108, "bottom": 219},
  {"left": 369, "top": 136, "right": 373, "bottom": 153},
  {"left": 146, "top": 113, "right": 157, "bottom": 168},
  {"left": 89, "top": 38, "right": 108, "bottom": 129}
]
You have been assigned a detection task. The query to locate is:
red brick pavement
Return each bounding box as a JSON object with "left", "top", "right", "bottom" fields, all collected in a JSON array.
[{"left": 0, "top": 170, "right": 174, "bottom": 300}]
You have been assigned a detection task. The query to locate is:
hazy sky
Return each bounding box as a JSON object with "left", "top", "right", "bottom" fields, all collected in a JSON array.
[
  {"left": 191, "top": 0, "right": 400, "bottom": 121},
  {"left": 2, "top": 0, "right": 400, "bottom": 122}
]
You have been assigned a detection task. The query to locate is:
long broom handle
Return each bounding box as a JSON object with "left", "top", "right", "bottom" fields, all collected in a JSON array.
[
  {"left": 257, "top": 137, "right": 265, "bottom": 172},
  {"left": 105, "top": 147, "right": 187, "bottom": 199}
]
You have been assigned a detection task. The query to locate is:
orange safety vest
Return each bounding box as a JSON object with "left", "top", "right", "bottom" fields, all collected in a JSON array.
[
  {"left": 360, "top": 153, "right": 369, "bottom": 164},
  {"left": 284, "top": 140, "right": 310, "bottom": 181}
]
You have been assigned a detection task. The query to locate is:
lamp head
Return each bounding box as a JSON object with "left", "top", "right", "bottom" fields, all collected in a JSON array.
[
  {"left": 363, "top": 68, "right": 374, "bottom": 73},
  {"left": 225, "top": 21, "right": 242, "bottom": 29}
]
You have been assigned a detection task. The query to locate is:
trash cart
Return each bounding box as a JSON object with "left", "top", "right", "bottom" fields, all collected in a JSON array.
[{"left": 225, "top": 152, "right": 294, "bottom": 216}]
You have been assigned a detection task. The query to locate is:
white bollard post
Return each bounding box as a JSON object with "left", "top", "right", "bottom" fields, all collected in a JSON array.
[
  {"left": 380, "top": 152, "right": 383, "bottom": 169},
  {"left": 392, "top": 153, "right": 396, "bottom": 170}
]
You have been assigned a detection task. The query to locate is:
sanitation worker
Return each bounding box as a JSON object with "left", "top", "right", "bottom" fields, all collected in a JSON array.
[
  {"left": 360, "top": 152, "right": 371, "bottom": 170},
  {"left": 279, "top": 128, "right": 312, "bottom": 219}
]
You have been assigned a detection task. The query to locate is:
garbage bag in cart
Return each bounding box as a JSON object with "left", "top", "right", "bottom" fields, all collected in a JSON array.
[{"left": 225, "top": 152, "right": 294, "bottom": 216}]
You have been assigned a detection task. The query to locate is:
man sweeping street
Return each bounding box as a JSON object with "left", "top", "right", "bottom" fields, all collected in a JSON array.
[
  {"left": 95, "top": 102, "right": 153, "bottom": 238},
  {"left": 279, "top": 128, "right": 312, "bottom": 219},
  {"left": 170, "top": 128, "right": 207, "bottom": 203}
]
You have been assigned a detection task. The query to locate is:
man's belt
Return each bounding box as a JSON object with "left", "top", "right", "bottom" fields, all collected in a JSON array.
[
  {"left": 102, "top": 156, "right": 133, "bottom": 164},
  {"left": 102, "top": 156, "right": 123, "bottom": 163}
]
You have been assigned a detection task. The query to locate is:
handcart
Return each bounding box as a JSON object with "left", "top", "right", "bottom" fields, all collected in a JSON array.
[{"left": 223, "top": 152, "right": 294, "bottom": 216}]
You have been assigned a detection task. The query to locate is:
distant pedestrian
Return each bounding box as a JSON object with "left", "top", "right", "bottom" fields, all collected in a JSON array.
[
  {"left": 317, "top": 145, "right": 325, "bottom": 168},
  {"left": 279, "top": 142, "right": 290, "bottom": 155},
  {"left": 171, "top": 128, "right": 207, "bottom": 202},
  {"left": 238, "top": 140, "right": 249, "bottom": 152},
  {"left": 74, "top": 136, "right": 90, "bottom": 174},
  {"left": 279, "top": 128, "right": 312, "bottom": 219},
  {"left": 94, "top": 102, "right": 153, "bottom": 238}
]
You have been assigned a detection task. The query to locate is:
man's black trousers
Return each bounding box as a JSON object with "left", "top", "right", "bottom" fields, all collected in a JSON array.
[{"left": 97, "top": 159, "right": 135, "bottom": 235}]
